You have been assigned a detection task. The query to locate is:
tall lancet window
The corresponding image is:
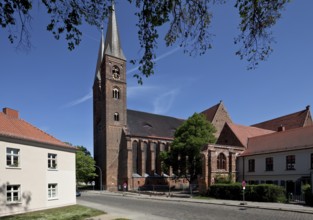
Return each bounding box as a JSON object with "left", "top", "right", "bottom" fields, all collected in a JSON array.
[
  {"left": 217, "top": 153, "right": 226, "bottom": 170},
  {"left": 112, "top": 87, "right": 120, "bottom": 99},
  {"left": 114, "top": 112, "right": 119, "bottom": 121},
  {"left": 112, "top": 65, "right": 120, "bottom": 79}
]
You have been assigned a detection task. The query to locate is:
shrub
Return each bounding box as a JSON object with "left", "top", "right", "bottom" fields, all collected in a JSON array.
[
  {"left": 245, "top": 184, "right": 286, "bottom": 203},
  {"left": 303, "top": 184, "right": 313, "bottom": 206},
  {"left": 209, "top": 183, "right": 242, "bottom": 200},
  {"left": 209, "top": 183, "right": 286, "bottom": 203}
]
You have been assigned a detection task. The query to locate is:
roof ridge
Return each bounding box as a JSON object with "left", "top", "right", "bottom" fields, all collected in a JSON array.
[{"left": 127, "top": 109, "right": 185, "bottom": 121}]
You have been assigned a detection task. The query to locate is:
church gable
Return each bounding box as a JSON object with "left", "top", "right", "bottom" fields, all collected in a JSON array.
[
  {"left": 201, "top": 101, "right": 233, "bottom": 138},
  {"left": 217, "top": 123, "right": 275, "bottom": 148},
  {"left": 216, "top": 123, "right": 243, "bottom": 147}
]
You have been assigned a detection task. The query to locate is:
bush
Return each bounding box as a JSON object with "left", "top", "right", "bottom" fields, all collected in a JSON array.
[
  {"left": 303, "top": 184, "right": 313, "bottom": 206},
  {"left": 245, "top": 184, "right": 286, "bottom": 203},
  {"left": 209, "top": 183, "right": 286, "bottom": 203},
  {"left": 209, "top": 183, "right": 242, "bottom": 200}
]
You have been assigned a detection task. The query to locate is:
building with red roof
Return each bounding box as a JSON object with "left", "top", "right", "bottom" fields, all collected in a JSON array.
[
  {"left": 0, "top": 108, "right": 76, "bottom": 217},
  {"left": 237, "top": 125, "right": 313, "bottom": 196}
]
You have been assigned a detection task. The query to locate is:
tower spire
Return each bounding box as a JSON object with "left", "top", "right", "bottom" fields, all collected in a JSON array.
[
  {"left": 94, "top": 30, "right": 105, "bottom": 82},
  {"left": 104, "top": 3, "right": 126, "bottom": 60}
]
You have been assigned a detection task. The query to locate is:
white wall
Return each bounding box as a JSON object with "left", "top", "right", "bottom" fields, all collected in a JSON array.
[
  {"left": 239, "top": 148, "right": 313, "bottom": 183},
  {"left": 0, "top": 139, "right": 76, "bottom": 217}
]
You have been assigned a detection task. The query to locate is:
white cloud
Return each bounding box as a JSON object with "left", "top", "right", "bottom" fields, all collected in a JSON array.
[
  {"left": 152, "top": 88, "right": 180, "bottom": 115},
  {"left": 61, "top": 90, "right": 92, "bottom": 108}
]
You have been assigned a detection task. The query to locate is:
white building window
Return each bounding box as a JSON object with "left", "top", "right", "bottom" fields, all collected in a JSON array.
[
  {"left": 6, "top": 148, "right": 20, "bottom": 167},
  {"left": 48, "top": 184, "right": 58, "bottom": 199},
  {"left": 7, "top": 185, "right": 21, "bottom": 203},
  {"left": 48, "top": 153, "right": 57, "bottom": 169}
]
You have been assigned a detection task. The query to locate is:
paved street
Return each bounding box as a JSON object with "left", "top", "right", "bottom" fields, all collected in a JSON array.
[{"left": 77, "top": 191, "right": 313, "bottom": 220}]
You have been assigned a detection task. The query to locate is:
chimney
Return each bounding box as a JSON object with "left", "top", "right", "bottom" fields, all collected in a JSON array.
[
  {"left": 277, "top": 125, "right": 285, "bottom": 132},
  {"left": 3, "top": 108, "right": 19, "bottom": 118}
]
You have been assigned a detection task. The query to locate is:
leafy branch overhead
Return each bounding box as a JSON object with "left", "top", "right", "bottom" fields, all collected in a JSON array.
[{"left": 1, "top": 0, "right": 290, "bottom": 83}]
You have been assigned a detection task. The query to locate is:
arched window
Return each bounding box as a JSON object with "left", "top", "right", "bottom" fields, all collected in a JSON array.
[
  {"left": 151, "top": 142, "right": 158, "bottom": 174},
  {"left": 217, "top": 153, "right": 226, "bottom": 170},
  {"left": 114, "top": 112, "right": 119, "bottom": 121},
  {"left": 143, "top": 142, "right": 150, "bottom": 175},
  {"left": 132, "top": 141, "right": 139, "bottom": 174},
  {"left": 112, "top": 65, "right": 120, "bottom": 79},
  {"left": 112, "top": 87, "right": 120, "bottom": 99}
]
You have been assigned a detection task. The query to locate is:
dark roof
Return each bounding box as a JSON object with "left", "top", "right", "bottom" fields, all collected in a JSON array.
[
  {"left": 201, "top": 102, "right": 220, "bottom": 122},
  {"left": 126, "top": 109, "right": 184, "bottom": 139},
  {"left": 0, "top": 108, "right": 74, "bottom": 149},
  {"left": 251, "top": 106, "right": 312, "bottom": 131},
  {"left": 241, "top": 125, "right": 313, "bottom": 156}
]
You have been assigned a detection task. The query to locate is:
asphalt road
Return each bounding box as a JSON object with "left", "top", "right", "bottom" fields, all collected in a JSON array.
[{"left": 78, "top": 192, "right": 313, "bottom": 220}]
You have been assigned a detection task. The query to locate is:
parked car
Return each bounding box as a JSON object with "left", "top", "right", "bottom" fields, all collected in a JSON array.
[{"left": 76, "top": 191, "right": 81, "bottom": 197}]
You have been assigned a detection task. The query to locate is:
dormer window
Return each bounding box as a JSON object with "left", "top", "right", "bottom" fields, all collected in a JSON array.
[
  {"left": 112, "top": 65, "right": 120, "bottom": 79},
  {"left": 114, "top": 112, "right": 119, "bottom": 121},
  {"left": 113, "top": 87, "right": 120, "bottom": 99}
]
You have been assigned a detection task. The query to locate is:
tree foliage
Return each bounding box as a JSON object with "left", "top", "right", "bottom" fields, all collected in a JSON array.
[
  {"left": 161, "top": 113, "right": 216, "bottom": 183},
  {"left": 1, "top": 0, "right": 290, "bottom": 83},
  {"left": 76, "top": 146, "right": 97, "bottom": 184}
]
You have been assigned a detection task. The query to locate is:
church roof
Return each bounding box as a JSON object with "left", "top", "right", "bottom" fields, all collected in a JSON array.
[
  {"left": 241, "top": 125, "right": 313, "bottom": 156},
  {"left": 0, "top": 108, "right": 74, "bottom": 150},
  {"left": 201, "top": 102, "right": 221, "bottom": 122},
  {"left": 251, "top": 106, "right": 312, "bottom": 131},
  {"left": 217, "top": 123, "right": 274, "bottom": 148},
  {"left": 126, "top": 109, "right": 184, "bottom": 140},
  {"left": 104, "top": 4, "right": 126, "bottom": 60}
]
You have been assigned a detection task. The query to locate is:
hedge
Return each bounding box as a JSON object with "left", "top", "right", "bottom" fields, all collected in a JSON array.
[
  {"left": 209, "top": 183, "right": 286, "bottom": 203},
  {"left": 303, "top": 184, "right": 313, "bottom": 206}
]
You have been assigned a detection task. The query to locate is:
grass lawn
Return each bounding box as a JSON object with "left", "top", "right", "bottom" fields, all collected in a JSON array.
[{"left": 1, "top": 205, "right": 105, "bottom": 220}]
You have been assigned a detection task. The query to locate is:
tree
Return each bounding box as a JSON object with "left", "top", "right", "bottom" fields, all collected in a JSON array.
[
  {"left": 1, "top": 0, "right": 290, "bottom": 83},
  {"left": 161, "top": 113, "right": 216, "bottom": 183},
  {"left": 76, "top": 146, "right": 97, "bottom": 184}
]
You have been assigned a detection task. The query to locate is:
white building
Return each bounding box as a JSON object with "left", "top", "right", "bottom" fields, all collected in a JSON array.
[
  {"left": 238, "top": 125, "right": 313, "bottom": 195},
  {"left": 0, "top": 108, "right": 76, "bottom": 217}
]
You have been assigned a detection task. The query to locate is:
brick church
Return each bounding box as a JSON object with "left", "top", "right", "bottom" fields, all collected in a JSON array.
[{"left": 93, "top": 5, "right": 313, "bottom": 192}]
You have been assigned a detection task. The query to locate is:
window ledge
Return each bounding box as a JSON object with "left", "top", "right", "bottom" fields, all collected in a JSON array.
[
  {"left": 6, "top": 166, "right": 21, "bottom": 170},
  {"left": 48, "top": 198, "right": 59, "bottom": 201},
  {"left": 48, "top": 168, "right": 58, "bottom": 171},
  {"left": 6, "top": 201, "right": 22, "bottom": 205}
]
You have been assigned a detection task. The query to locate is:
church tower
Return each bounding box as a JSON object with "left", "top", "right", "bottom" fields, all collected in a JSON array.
[{"left": 93, "top": 4, "right": 127, "bottom": 191}]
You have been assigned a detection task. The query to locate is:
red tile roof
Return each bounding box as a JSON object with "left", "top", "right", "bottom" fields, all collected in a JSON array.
[
  {"left": 241, "top": 125, "right": 313, "bottom": 156},
  {"left": 225, "top": 123, "right": 274, "bottom": 147},
  {"left": 0, "top": 108, "right": 74, "bottom": 150},
  {"left": 251, "top": 106, "right": 312, "bottom": 131}
]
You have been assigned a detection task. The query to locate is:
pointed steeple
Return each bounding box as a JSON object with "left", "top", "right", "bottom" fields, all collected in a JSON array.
[
  {"left": 94, "top": 30, "right": 105, "bottom": 81},
  {"left": 104, "top": 4, "right": 126, "bottom": 60}
]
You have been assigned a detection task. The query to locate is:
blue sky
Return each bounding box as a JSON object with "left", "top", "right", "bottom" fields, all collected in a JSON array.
[{"left": 1, "top": 1, "right": 312, "bottom": 155}]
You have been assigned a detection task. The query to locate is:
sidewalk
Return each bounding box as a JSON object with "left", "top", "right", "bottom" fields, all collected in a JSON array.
[{"left": 83, "top": 190, "right": 313, "bottom": 220}]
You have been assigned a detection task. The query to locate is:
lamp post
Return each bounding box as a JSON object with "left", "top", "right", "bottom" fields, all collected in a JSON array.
[{"left": 94, "top": 165, "right": 103, "bottom": 191}]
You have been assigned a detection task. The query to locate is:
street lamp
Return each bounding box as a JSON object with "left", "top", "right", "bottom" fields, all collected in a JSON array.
[{"left": 94, "top": 165, "right": 103, "bottom": 191}]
